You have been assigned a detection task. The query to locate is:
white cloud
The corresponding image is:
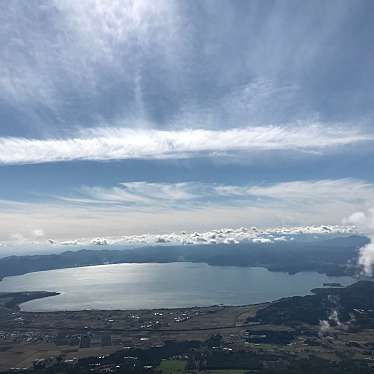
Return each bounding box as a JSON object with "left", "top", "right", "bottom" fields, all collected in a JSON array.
[
  {"left": 0, "top": 178, "right": 372, "bottom": 246},
  {"left": 10, "top": 233, "right": 27, "bottom": 243},
  {"left": 31, "top": 229, "right": 45, "bottom": 238},
  {"left": 67, "top": 178, "right": 374, "bottom": 212},
  {"left": 359, "top": 242, "right": 374, "bottom": 276},
  {"left": 246, "top": 179, "right": 374, "bottom": 203},
  {"left": 0, "top": 0, "right": 181, "bottom": 112},
  {"left": 344, "top": 209, "right": 374, "bottom": 275},
  {"left": 252, "top": 237, "right": 273, "bottom": 244},
  {"left": 344, "top": 209, "right": 374, "bottom": 232},
  {"left": 1, "top": 225, "right": 356, "bottom": 251},
  {"left": 0, "top": 124, "right": 373, "bottom": 165},
  {"left": 0, "top": 0, "right": 370, "bottom": 143},
  {"left": 79, "top": 182, "right": 199, "bottom": 205}
]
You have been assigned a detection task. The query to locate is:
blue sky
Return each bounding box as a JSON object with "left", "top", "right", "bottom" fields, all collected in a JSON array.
[{"left": 1, "top": 0, "right": 374, "bottom": 244}]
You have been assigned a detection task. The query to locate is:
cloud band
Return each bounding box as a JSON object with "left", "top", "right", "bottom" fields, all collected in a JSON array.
[{"left": 0, "top": 125, "right": 373, "bottom": 165}]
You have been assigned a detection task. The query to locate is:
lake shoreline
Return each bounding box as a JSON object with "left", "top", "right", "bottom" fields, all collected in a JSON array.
[{"left": 0, "top": 262, "right": 356, "bottom": 313}]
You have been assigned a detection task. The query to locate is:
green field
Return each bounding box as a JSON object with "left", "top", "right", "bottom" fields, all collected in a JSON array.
[
  {"left": 158, "top": 359, "right": 188, "bottom": 373},
  {"left": 158, "top": 360, "right": 248, "bottom": 374},
  {"left": 207, "top": 370, "right": 247, "bottom": 374}
]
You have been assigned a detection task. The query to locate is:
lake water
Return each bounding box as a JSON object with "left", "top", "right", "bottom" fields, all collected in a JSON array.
[{"left": 0, "top": 262, "right": 355, "bottom": 311}]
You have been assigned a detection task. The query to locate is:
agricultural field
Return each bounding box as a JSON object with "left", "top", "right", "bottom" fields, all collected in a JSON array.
[
  {"left": 207, "top": 371, "right": 248, "bottom": 374},
  {"left": 158, "top": 360, "right": 247, "bottom": 374},
  {"left": 158, "top": 359, "right": 187, "bottom": 373}
]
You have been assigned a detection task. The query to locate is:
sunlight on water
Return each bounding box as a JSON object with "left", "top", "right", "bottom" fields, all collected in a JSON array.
[{"left": 0, "top": 263, "right": 355, "bottom": 311}]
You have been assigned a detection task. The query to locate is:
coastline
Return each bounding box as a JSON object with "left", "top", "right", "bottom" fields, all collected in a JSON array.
[{"left": 0, "top": 291, "right": 60, "bottom": 311}]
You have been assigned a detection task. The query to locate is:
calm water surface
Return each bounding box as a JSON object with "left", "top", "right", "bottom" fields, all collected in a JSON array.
[{"left": 0, "top": 263, "right": 355, "bottom": 311}]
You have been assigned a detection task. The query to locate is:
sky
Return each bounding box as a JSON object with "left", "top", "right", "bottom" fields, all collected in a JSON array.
[{"left": 1, "top": 0, "right": 374, "bottom": 246}]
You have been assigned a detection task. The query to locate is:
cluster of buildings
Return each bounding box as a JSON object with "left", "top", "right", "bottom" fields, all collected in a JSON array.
[{"left": 0, "top": 330, "right": 54, "bottom": 344}]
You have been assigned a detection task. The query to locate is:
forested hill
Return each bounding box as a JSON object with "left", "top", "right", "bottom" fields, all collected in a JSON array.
[
  {"left": 0, "top": 235, "right": 369, "bottom": 280},
  {"left": 250, "top": 280, "right": 374, "bottom": 326}
]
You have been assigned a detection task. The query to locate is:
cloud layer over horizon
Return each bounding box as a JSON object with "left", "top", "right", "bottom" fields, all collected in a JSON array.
[{"left": 0, "top": 178, "right": 372, "bottom": 247}]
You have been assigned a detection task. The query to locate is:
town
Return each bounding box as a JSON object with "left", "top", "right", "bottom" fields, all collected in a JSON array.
[{"left": 1, "top": 282, "right": 374, "bottom": 373}]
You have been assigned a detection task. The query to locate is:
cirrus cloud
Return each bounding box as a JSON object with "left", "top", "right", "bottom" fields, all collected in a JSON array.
[{"left": 0, "top": 124, "right": 373, "bottom": 165}]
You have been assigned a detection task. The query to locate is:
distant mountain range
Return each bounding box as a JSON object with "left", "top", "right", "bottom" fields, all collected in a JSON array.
[{"left": 0, "top": 235, "right": 369, "bottom": 281}]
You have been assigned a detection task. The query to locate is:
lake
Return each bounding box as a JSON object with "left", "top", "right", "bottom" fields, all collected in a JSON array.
[{"left": 0, "top": 262, "right": 355, "bottom": 311}]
